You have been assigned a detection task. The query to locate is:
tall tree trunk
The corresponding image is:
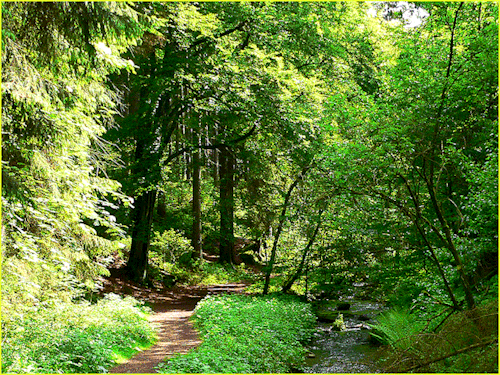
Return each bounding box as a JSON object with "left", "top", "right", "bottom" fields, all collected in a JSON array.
[
  {"left": 127, "top": 189, "right": 157, "bottom": 283},
  {"left": 212, "top": 124, "right": 220, "bottom": 186},
  {"left": 192, "top": 130, "right": 203, "bottom": 259},
  {"left": 219, "top": 145, "right": 235, "bottom": 264}
]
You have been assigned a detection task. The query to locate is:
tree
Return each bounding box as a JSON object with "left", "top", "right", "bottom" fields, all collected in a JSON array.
[
  {"left": 281, "top": 206, "right": 324, "bottom": 293},
  {"left": 2, "top": 2, "right": 141, "bottom": 312},
  {"left": 191, "top": 130, "right": 203, "bottom": 259},
  {"left": 110, "top": 2, "right": 349, "bottom": 276},
  {"left": 262, "top": 162, "right": 314, "bottom": 295},
  {"left": 323, "top": 1, "right": 498, "bottom": 309}
]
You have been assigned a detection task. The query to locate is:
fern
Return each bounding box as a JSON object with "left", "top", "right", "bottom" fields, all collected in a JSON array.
[{"left": 369, "top": 308, "right": 425, "bottom": 350}]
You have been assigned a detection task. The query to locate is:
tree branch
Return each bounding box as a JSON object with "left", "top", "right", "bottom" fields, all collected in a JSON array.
[
  {"left": 190, "top": 20, "right": 248, "bottom": 50},
  {"left": 406, "top": 338, "right": 497, "bottom": 372},
  {"left": 165, "top": 123, "right": 258, "bottom": 164},
  {"left": 263, "top": 161, "right": 315, "bottom": 295}
]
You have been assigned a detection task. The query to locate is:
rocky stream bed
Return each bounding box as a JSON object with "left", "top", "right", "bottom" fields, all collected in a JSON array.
[{"left": 301, "top": 285, "right": 386, "bottom": 373}]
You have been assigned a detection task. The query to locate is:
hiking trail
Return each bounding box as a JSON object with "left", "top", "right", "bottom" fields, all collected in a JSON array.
[{"left": 102, "top": 267, "right": 247, "bottom": 373}]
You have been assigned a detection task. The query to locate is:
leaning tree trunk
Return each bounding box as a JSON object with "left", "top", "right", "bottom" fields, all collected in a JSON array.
[
  {"left": 127, "top": 189, "right": 157, "bottom": 283},
  {"left": 219, "top": 145, "right": 235, "bottom": 264},
  {"left": 396, "top": 172, "right": 461, "bottom": 311},
  {"left": 263, "top": 163, "right": 312, "bottom": 295},
  {"left": 426, "top": 174, "right": 476, "bottom": 309},
  {"left": 424, "top": 1, "right": 475, "bottom": 310},
  {"left": 282, "top": 209, "right": 323, "bottom": 293}
]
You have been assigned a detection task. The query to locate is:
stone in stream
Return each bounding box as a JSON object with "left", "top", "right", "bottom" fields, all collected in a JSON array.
[
  {"left": 336, "top": 302, "right": 351, "bottom": 311},
  {"left": 345, "top": 323, "right": 372, "bottom": 331},
  {"left": 315, "top": 310, "right": 338, "bottom": 323},
  {"left": 306, "top": 352, "right": 316, "bottom": 358},
  {"left": 357, "top": 314, "right": 370, "bottom": 321}
]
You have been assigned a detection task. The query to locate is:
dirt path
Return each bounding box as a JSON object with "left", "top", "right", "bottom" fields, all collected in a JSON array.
[{"left": 102, "top": 269, "right": 247, "bottom": 374}]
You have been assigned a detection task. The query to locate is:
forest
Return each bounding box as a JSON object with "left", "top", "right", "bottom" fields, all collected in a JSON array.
[{"left": 1, "top": 1, "right": 498, "bottom": 373}]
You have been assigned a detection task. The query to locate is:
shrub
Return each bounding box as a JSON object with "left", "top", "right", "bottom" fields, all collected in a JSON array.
[
  {"left": 157, "top": 294, "right": 316, "bottom": 373},
  {"left": 2, "top": 293, "right": 156, "bottom": 373},
  {"left": 150, "top": 229, "right": 193, "bottom": 264}
]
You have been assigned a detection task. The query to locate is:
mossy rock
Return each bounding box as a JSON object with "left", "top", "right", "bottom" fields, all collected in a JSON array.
[
  {"left": 343, "top": 309, "right": 380, "bottom": 321},
  {"left": 314, "top": 299, "right": 351, "bottom": 311},
  {"left": 315, "top": 309, "right": 340, "bottom": 323},
  {"left": 313, "top": 299, "right": 340, "bottom": 310}
]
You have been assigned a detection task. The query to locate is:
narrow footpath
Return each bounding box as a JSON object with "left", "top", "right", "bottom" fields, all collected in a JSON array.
[{"left": 102, "top": 269, "right": 247, "bottom": 373}]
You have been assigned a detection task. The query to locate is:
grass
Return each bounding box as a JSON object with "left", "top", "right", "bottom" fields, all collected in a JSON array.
[
  {"left": 2, "top": 293, "right": 157, "bottom": 373},
  {"left": 156, "top": 293, "right": 317, "bottom": 373},
  {"left": 193, "top": 262, "right": 258, "bottom": 285}
]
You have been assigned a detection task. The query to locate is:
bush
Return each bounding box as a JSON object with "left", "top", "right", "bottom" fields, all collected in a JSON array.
[
  {"left": 157, "top": 294, "right": 316, "bottom": 373},
  {"left": 2, "top": 293, "right": 156, "bottom": 373},
  {"left": 150, "top": 229, "right": 193, "bottom": 264}
]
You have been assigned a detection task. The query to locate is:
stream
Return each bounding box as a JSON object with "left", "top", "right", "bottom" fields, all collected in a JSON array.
[{"left": 301, "top": 286, "right": 386, "bottom": 373}]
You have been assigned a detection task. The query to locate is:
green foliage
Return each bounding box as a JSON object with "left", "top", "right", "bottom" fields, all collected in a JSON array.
[
  {"left": 2, "top": 294, "right": 156, "bottom": 374},
  {"left": 192, "top": 262, "right": 255, "bottom": 285},
  {"left": 378, "top": 301, "right": 498, "bottom": 373},
  {"left": 157, "top": 294, "right": 316, "bottom": 373},
  {"left": 369, "top": 308, "right": 425, "bottom": 350},
  {"left": 2, "top": 2, "right": 142, "bottom": 314},
  {"left": 318, "top": 1, "right": 498, "bottom": 311},
  {"left": 245, "top": 274, "right": 287, "bottom": 295},
  {"left": 333, "top": 313, "right": 346, "bottom": 332},
  {"left": 146, "top": 215, "right": 255, "bottom": 285},
  {"left": 479, "top": 274, "right": 498, "bottom": 305},
  {"left": 150, "top": 229, "right": 193, "bottom": 264},
  {"left": 150, "top": 259, "right": 255, "bottom": 287},
  {"left": 2, "top": 4, "right": 497, "bottom": 374}
]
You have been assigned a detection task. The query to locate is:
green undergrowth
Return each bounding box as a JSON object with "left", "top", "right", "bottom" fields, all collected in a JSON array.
[
  {"left": 373, "top": 301, "right": 498, "bottom": 373},
  {"left": 157, "top": 294, "right": 316, "bottom": 373},
  {"left": 2, "top": 293, "right": 156, "bottom": 373},
  {"left": 243, "top": 274, "right": 287, "bottom": 294},
  {"left": 149, "top": 256, "right": 259, "bottom": 287},
  {"left": 187, "top": 261, "right": 258, "bottom": 286},
  {"left": 111, "top": 337, "right": 156, "bottom": 364},
  {"left": 369, "top": 308, "right": 425, "bottom": 350}
]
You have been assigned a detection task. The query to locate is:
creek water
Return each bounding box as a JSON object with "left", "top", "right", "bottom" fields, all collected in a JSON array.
[{"left": 301, "top": 289, "right": 386, "bottom": 373}]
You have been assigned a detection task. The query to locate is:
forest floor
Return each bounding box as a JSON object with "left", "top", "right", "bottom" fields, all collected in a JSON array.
[{"left": 102, "top": 265, "right": 248, "bottom": 373}]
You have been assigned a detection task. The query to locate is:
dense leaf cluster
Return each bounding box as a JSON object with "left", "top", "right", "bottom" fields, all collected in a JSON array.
[
  {"left": 2, "top": 294, "right": 155, "bottom": 373},
  {"left": 157, "top": 294, "right": 316, "bottom": 373}
]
